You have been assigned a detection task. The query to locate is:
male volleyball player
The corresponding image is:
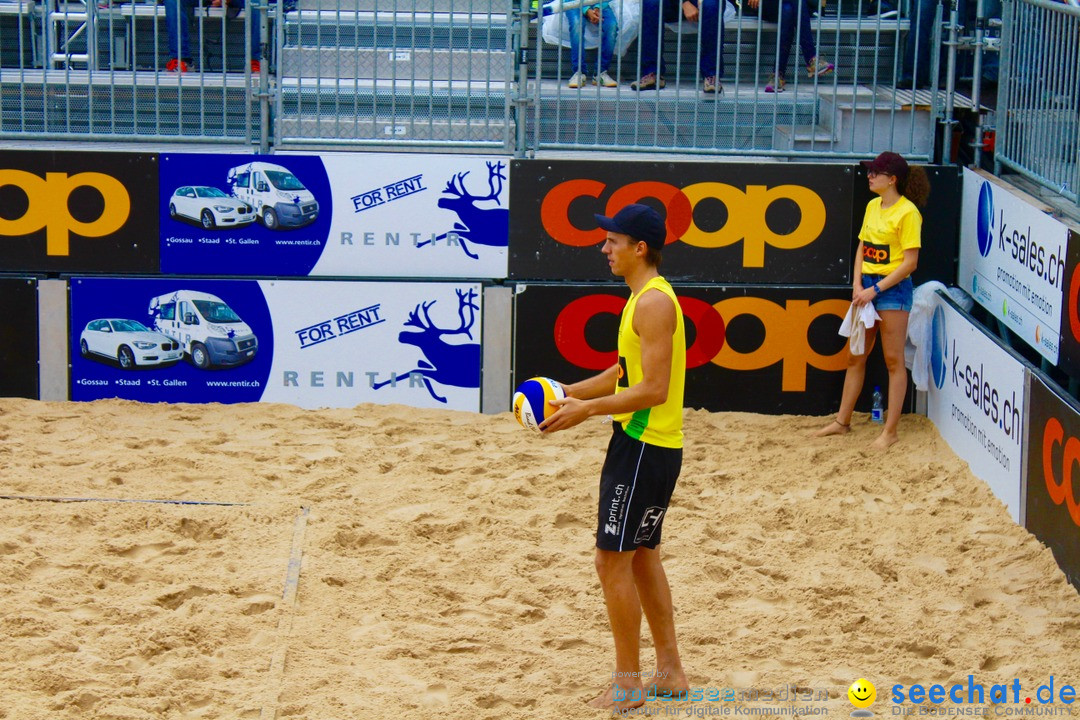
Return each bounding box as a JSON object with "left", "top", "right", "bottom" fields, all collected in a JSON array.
[{"left": 541, "top": 203, "right": 690, "bottom": 711}]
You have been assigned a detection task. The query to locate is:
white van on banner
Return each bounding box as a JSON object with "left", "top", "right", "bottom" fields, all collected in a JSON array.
[
  {"left": 926, "top": 292, "right": 1027, "bottom": 523},
  {"left": 959, "top": 168, "right": 1071, "bottom": 364}
]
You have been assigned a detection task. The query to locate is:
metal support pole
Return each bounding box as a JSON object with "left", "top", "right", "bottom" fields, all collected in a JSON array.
[
  {"left": 971, "top": 0, "right": 985, "bottom": 166},
  {"left": 942, "top": 0, "right": 960, "bottom": 162},
  {"left": 512, "top": 0, "right": 530, "bottom": 158},
  {"left": 258, "top": 0, "right": 270, "bottom": 153}
]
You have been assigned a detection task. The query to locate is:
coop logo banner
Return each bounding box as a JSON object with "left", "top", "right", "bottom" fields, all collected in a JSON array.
[
  {"left": 0, "top": 151, "right": 158, "bottom": 273},
  {"left": 1025, "top": 374, "right": 1080, "bottom": 590},
  {"left": 260, "top": 281, "right": 481, "bottom": 411},
  {"left": 927, "top": 291, "right": 1026, "bottom": 523},
  {"left": 314, "top": 153, "right": 508, "bottom": 279},
  {"left": 508, "top": 160, "right": 853, "bottom": 284},
  {"left": 159, "top": 153, "right": 509, "bottom": 279},
  {"left": 959, "top": 168, "right": 1071, "bottom": 363},
  {"left": 514, "top": 284, "right": 868, "bottom": 415}
]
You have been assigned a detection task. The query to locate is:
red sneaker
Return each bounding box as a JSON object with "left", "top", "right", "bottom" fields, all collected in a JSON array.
[
  {"left": 165, "top": 58, "right": 189, "bottom": 73},
  {"left": 250, "top": 60, "right": 261, "bottom": 73}
]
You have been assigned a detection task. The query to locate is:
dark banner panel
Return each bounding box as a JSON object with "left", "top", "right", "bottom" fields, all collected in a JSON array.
[
  {"left": 1057, "top": 230, "right": 1080, "bottom": 378},
  {"left": 1025, "top": 373, "right": 1080, "bottom": 591},
  {"left": 0, "top": 151, "right": 158, "bottom": 273},
  {"left": 509, "top": 161, "right": 854, "bottom": 284},
  {"left": 0, "top": 277, "right": 39, "bottom": 399},
  {"left": 513, "top": 284, "right": 894, "bottom": 415}
]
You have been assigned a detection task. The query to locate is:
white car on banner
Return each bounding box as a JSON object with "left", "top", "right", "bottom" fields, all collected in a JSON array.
[
  {"left": 959, "top": 168, "right": 1071, "bottom": 364},
  {"left": 79, "top": 319, "right": 183, "bottom": 369},
  {"left": 926, "top": 291, "right": 1027, "bottom": 523},
  {"left": 168, "top": 186, "right": 255, "bottom": 229}
]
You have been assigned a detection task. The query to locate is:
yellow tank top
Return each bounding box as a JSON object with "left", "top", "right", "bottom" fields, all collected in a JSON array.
[{"left": 613, "top": 276, "right": 685, "bottom": 449}]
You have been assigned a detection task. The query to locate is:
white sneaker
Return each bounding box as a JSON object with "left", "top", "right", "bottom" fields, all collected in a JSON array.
[
  {"left": 568, "top": 71, "right": 587, "bottom": 89},
  {"left": 594, "top": 70, "right": 618, "bottom": 88}
]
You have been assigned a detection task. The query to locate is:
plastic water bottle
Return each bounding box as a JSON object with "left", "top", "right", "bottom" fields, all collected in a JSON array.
[{"left": 871, "top": 386, "right": 884, "bottom": 424}]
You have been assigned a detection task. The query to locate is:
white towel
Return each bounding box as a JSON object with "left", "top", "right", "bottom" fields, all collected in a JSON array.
[{"left": 838, "top": 302, "right": 881, "bottom": 355}]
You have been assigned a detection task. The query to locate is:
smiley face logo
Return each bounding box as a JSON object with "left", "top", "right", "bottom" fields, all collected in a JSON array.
[{"left": 848, "top": 678, "right": 876, "bottom": 709}]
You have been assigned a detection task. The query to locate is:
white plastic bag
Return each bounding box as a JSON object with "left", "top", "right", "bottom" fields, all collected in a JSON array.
[{"left": 905, "top": 282, "right": 974, "bottom": 390}]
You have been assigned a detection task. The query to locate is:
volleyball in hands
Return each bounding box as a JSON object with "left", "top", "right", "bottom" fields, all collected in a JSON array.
[{"left": 512, "top": 377, "right": 565, "bottom": 432}]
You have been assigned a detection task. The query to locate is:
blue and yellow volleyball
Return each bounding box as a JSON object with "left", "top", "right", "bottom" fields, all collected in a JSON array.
[{"left": 512, "top": 377, "right": 565, "bottom": 432}]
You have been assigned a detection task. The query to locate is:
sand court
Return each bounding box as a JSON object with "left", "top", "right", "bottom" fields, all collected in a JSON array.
[{"left": 1, "top": 398, "right": 1079, "bottom": 720}]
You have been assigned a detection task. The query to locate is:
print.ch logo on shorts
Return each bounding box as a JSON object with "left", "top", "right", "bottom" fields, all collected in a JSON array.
[{"left": 977, "top": 181, "right": 995, "bottom": 258}]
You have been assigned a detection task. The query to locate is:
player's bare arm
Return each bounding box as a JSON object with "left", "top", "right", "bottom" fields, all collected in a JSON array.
[{"left": 542, "top": 290, "right": 675, "bottom": 433}]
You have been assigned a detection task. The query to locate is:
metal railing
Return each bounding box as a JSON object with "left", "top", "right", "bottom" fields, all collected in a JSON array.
[
  {"left": 994, "top": 0, "right": 1080, "bottom": 206},
  {"left": 0, "top": 0, "right": 999, "bottom": 160}
]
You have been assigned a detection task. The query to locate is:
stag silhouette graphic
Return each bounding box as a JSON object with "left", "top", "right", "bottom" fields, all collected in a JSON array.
[
  {"left": 373, "top": 289, "right": 481, "bottom": 403},
  {"left": 417, "top": 162, "right": 509, "bottom": 260}
]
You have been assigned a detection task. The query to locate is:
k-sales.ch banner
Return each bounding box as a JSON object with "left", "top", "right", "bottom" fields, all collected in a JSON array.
[
  {"left": 959, "top": 168, "right": 1072, "bottom": 364},
  {"left": 512, "top": 283, "right": 893, "bottom": 415},
  {"left": 926, "top": 291, "right": 1027, "bottom": 523},
  {"left": 159, "top": 152, "right": 509, "bottom": 279},
  {"left": 70, "top": 277, "right": 482, "bottom": 411},
  {"left": 508, "top": 160, "right": 854, "bottom": 284}
]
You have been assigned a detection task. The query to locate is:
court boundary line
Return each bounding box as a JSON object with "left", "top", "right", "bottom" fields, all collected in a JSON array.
[{"left": 260, "top": 505, "right": 311, "bottom": 720}]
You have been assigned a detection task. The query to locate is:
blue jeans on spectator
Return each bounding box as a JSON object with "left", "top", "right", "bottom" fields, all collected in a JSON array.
[
  {"left": 900, "top": 0, "right": 938, "bottom": 86},
  {"left": 165, "top": 0, "right": 262, "bottom": 62},
  {"left": 901, "top": 0, "right": 997, "bottom": 86},
  {"left": 567, "top": 6, "right": 618, "bottom": 75},
  {"left": 758, "top": 0, "right": 817, "bottom": 76},
  {"left": 638, "top": 0, "right": 724, "bottom": 78}
]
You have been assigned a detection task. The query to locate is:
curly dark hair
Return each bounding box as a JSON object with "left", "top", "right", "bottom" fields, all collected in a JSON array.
[{"left": 899, "top": 165, "right": 931, "bottom": 208}]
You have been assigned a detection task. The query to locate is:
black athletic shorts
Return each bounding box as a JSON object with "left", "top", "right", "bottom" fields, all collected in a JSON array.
[{"left": 596, "top": 426, "right": 682, "bottom": 552}]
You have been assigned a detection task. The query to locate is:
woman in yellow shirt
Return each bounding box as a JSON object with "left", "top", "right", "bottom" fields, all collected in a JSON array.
[{"left": 816, "top": 151, "right": 931, "bottom": 449}]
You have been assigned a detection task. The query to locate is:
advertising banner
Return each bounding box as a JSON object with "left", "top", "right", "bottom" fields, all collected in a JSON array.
[
  {"left": 1056, "top": 230, "right": 1080, "bottom": 378},
  {"left": 958, "top": 168, "right": 1071, "bottom": 364},
  {"left": 160, "top": 153, "right": 509, "bottom": 279},
  {"left": 508, "top": 160, "right": 853, "bottom": 284},
  {"left": 0, "top": 277, "right": 39, "bottom": 399},
  {"left": 70, "top": 277, "right": 482, "bottom": 411},
  {"left": 513, "top": 284, "right": 893, "bottom": 415},
  {"left": 926, "top": 292, "right": 1027, "bottom": 523},
  {"left": 1025, "top": 373, "right": 1080, "bottom": 590},
  {"left": 0, "top": 150, "right": 158, "bottom": 273}
]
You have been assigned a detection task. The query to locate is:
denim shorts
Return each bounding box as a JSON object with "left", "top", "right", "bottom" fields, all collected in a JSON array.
[{"left": 863, "top": 275, "right": 913, "bottom": 312}]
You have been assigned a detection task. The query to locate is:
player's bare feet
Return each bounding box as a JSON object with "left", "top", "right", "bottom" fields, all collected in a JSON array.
[
  {"left": 588, "top": 682, "right": 646, "bottom": 711},
  {"left": 653, "top": 666, "right": 689, "bottom": 697},
  {"left": 814, "top": 418, "right": 850, "bottom": 437},
  {"left": 870, "top": 430, "right": 898, "bottom": 450}
]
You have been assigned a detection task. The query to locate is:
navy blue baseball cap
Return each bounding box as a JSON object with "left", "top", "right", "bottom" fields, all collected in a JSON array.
[{"left": 594, "top": 203, "right": 666, "bottom": 249}]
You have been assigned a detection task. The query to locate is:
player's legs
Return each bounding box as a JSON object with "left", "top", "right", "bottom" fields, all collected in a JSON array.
[
  {"left": 873, "top": 308, "right": 910, "bottom": 449},
  {"left": 590, "top": 548, "right": 646, "bottom": 710},
  {"left": 632, "top": 545, "right": 688, "bottom": 692},
  {"left": 816, "top": 325, "right": 876, "bottom": 436}
]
